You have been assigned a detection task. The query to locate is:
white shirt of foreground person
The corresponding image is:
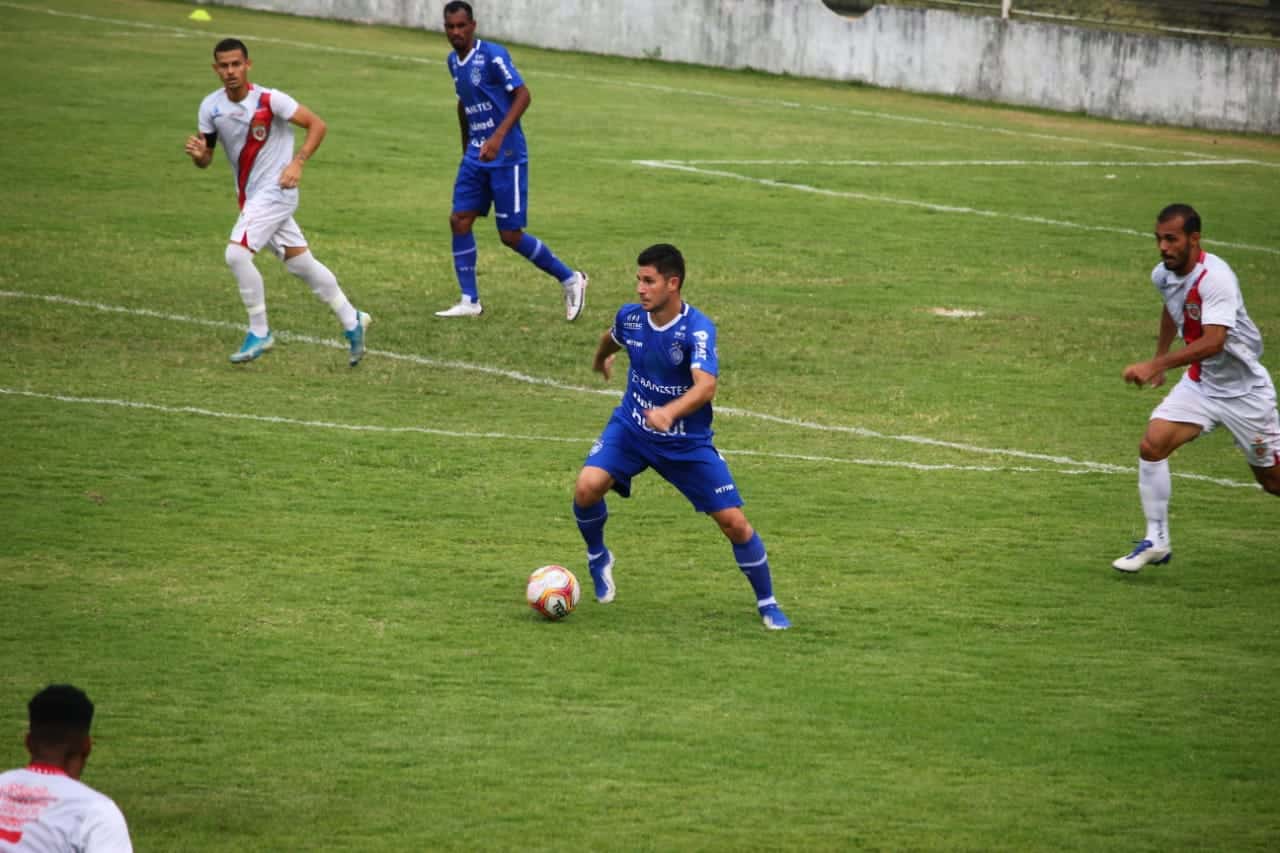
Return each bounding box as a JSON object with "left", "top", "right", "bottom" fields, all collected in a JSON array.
[{"left": 0, "top": 764, "right": 132, "bottom": 853}]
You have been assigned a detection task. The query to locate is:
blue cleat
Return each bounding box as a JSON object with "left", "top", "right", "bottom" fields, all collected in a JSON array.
[
  {"left": 230, "top": 331, "right": 274, "bottom": 363},
  {"left": 1112, "top": 540, "right": 1172, "bottom": 573},
  {"left": 344, "top": 310, "right": 372, "bottom": 366},
  {"left": 759, "top": 603, "right": 791, "bottom": 631},
  {"left": 588, "top": 549, "right": 615, "bottom": 603}
]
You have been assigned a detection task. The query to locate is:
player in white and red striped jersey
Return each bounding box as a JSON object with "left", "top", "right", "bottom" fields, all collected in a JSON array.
[
  {"left": 185, "top": 38, "right": 371, "bottom": 366},
  {"left": 1113, "top": 203, "right": 1280, "bottom": 572},
  {"left": 0, "top": 685, "right": 132, "bottom": 852}
]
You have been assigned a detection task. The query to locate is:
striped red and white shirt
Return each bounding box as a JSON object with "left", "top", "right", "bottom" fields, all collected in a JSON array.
[
  {"left": 0, "top": 764, "right": 132, "bottom": 852},
  {"left": 198, "top": 83, "right": 300, "bottom": 209},
  {"left": 1152, "top": 251, "right": 1269, "bottom": 398}
]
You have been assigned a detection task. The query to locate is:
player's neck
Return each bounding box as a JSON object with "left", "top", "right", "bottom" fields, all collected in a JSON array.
[
  {"left": 225, "top": 81, "right": 251, "bottom": 103},
  {"left": 454, "top": 38, "right": 476, "bottom": 59},
  {"left": 649, "top": 298, "right": 683, "bottom": 327}
]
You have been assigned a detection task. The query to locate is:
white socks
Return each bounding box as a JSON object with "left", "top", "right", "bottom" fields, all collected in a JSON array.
[
  {"left": 225, "top": 244, "right": 269, "bottom": 336},
  {"left": 285, "top": 251, "right": 358, "bottom": 331},
  {"left": 1138, "top": 458, "right": 1171, "bottom": 547}
]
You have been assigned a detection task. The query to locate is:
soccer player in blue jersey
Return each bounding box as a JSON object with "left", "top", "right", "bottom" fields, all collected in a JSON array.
[
  {"left": 435, "top": 1, "right": 588, "bottom": 320},
  {"left": 571, "top": 244, "right": 791, "bottom": 630}
]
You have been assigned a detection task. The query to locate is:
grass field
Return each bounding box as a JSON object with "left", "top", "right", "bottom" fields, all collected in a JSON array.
[{"left": 2, "top": 0, "right": 1279, "bottom": 850}]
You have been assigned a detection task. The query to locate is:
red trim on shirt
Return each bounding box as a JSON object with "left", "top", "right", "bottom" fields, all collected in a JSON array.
[
  {"left": 236, "top": 87, "right": 273, "bottom": 209},
  {"left": 0, "top": 828, "right": 21, "bottom": 843},
  {"left": 1183, "top": 267, "right": 1209, "bottom": 383},
  {"left": 26, "top": 762, "right": 69, "bottom": 777}
]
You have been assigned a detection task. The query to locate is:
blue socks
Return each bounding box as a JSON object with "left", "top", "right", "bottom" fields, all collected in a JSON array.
[
  {"left": 512, "top": 232, "right": 574, "bottom": 282},
  {"left": 573, "top": 499, "right": 608, "bottom": 555},
  {"left": 452, "top": 232, "right": 478, "bottom": 301},
  {"left": 733, "top": 532, "right": 775, "bottom": 605}
]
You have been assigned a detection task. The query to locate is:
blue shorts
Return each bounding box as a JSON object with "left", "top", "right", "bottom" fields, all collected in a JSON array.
[
  {"left": 584, "top": 415, "right": 743, "bottom": 513},
  {"left": 452, "top": 159, "right": 528, "bottom": 230}
]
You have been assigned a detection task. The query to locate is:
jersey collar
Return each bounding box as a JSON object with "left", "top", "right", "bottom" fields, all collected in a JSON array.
[
  {"left": 647, "top": 302, "right": 688, "bottom": 332},
  {"left": 456, "top": 39, "right": 482, "bottom": 67},
  {"left": 26, "top": 763, "right": 69, "bottom": 777}
]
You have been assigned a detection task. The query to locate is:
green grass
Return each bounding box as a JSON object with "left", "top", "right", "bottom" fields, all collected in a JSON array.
[{"left": 2, "top": 0, "right": 1279, "bottom": 850}]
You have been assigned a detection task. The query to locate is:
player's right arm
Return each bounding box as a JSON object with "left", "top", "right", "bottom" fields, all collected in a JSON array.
[
  {"left": 592, "top": 329, "right": 622, "bottom": 381},
  {"left": 457, "top": 99, "right": 468, "bottom": 154},
  {"left": 184, "top": 131, "right": 215, "bottom": 168}
]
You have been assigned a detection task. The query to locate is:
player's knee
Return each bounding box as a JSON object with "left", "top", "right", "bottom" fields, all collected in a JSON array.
[
  {"left": 716, "top": 514, "right": 753, "bottom": 543},
  {"left": 449, "top": 212, "right": 473, "bottom": 234},
  {"left": 573, "top": 474, "right": 608, "bottom": 507},
  {"left": 1138, "top": 437, "right": 1170, "bottom": 462},
  {"left": 1259, "top": 470, "right": 1280, "bottom": 496},
  {"left": 498, "top": 229, "right": 523, "bottom": 249},
  {"left": 225, "top": 242, "right": 253, "bottom": 268}
]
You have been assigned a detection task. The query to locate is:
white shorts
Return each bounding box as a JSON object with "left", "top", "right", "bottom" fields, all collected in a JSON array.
[
  {"left": 230, "top": 189, "right": 306, "bottom": 259},
  {"left": 1152, "top": 374, "right": 1280, "bottom": 468}
]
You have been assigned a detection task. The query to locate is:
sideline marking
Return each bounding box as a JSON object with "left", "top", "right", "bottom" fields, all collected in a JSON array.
[
  {"left": 0, "top": 388, "right": 1258, "bottom": 487},
  {"left": 4, "top": 1, "right": 1275, "bottom": 166},
  {"left": 0, "top": 289, "right": 1260, "bottom": 489},
  {"left": 633, "top": 160, "right": 1280, "bottom": 256},
  {"left": 663, "top": 159, "right": 1264, "bottom": 168}
]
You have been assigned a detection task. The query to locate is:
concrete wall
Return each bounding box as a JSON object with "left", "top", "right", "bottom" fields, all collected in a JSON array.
[{"left": 207, "top": 0, "right": 1280, "bottom": 133}]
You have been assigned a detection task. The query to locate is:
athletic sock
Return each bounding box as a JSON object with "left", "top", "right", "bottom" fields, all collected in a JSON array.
[
  {"left": 1138, "top": 457, "right": 1172, "bottom": 547},
  {"left": 285, "top": 251, "right": 358, "bottom": 330},
  {"left": 511, "top": 232, "right": 573, "bottom": 282},
  {"left": 732, "top": 532, "right": 775, "bottom": 605},
  {"left": 225, "top": 243, "right": 269, "bottom": 336},
  {"left": 452, "top": 233, "right": 479, "bottom": 302},
  {"left": 573, "top": 499, "right": 608, "bottom": 555}
]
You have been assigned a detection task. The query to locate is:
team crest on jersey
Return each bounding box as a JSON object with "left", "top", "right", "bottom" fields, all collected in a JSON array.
[
  {"left": 668, "top": 342, "right": 684, "bottom": 365},
  {"left": 588, "top": 440, "right": 603, "bottom": 457},
  {"left": 470, "top": 61, "right": 483, "bottom": 87},
  {"left": 1185, "top": 303, "right": 1201, "bottom": 321},
  {"left": 250, "top": 123, "right": 268, "bottom": 142}
]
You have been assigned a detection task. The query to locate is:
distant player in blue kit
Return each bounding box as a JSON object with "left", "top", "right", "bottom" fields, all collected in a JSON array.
[
  {"left": 572, "top": 244, "right": 791, "bottom": 630},
  {"left": 435, "top": 1, "right": 588, "bottom": 320}
]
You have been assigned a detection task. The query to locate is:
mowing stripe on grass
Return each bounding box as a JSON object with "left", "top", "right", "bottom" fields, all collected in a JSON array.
[
  {"left": 0, "top": 290, "right": 1261, "bottom": 489},
  {"left": 4, "top": 1, "right": 1270, "bottom": 166},
  {"left": 633, "top": 160, "right": 1280, "bottom": 256},
  {"left": 0, "top": 387, "right": 1259, "bottom": 487},
  {"left": 662, "top": 159, "right": 1263, "bottom": 168}
]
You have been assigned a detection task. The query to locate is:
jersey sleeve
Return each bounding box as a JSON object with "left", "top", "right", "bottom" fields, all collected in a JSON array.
[
  {"left": 197, "top": 96, "right": 215, "bottom": 135},
  {"left": 1199, "top": 267, "right": 1241, "bottom": 328},
  {"left": 488, "top": 45, "right": 524, "bottom": 92},
  {"left": 269, "top": 88, "right": 300, "bottom": 122},
  {"left": 689, "top": 315, "right": 719, "bottom": 376},
  {"left": 609, "top": 306, "right": 625, "bottom": 346},
  {"left": 81, "top": 798, "right": 133, "bottom": 853}
]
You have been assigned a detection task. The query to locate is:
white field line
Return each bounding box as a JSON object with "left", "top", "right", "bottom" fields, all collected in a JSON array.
[
  {"left": 664, "top": 159, "right": 1263, "bottom": 168},
  {"left": 0, "top": 289, "right": 1259, "bottom": 490},
  {"left": 4, "top": 1, "right": 1276, "bottom": 167},
  {"left": 633, "top": 160, "right": 1280, "bottom": 257},
  {"left": 0, "top": 388, "right": 1258, "bottom": 487}
]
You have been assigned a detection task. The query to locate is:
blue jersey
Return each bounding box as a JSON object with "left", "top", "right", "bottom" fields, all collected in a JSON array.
[
  {"left": 447, "top": 39, "right": 528, "bottom": 168},
  {"left": 610, "top": 302, "right": 720, "bottom": 442}
]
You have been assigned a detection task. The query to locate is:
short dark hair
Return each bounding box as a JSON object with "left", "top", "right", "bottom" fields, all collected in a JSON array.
[
  {"left": 213, "top": 38, "right": 249, "bottom": 59},
  {"left": 637, "top": 243, "right": 686, "bottom": 289},
  {"left": 444, "top": 1, "right": 474, "bottom": 19},
  {"left": 1157, "top": 203, "right": 1200, "bottom": 235},
  {"left": 28, "top": 685, "right": 94, "bottom": 750}
]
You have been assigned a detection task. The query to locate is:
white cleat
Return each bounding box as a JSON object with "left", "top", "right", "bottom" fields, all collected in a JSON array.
[
  {"left": 1112, "top": 540, "right": 1172, "bottom": 573},
  {"left": 562, "top": 271, "right": 588, "bottom": 321},
  {"left": 435, "top": 298, "right": 483, "bottom": 318}
]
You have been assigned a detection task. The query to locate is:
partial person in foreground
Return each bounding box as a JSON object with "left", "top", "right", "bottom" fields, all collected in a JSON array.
[
  {"left": 185, "top": 38, "right": 371, "bottom": 365},
  {"left": 1114, "top": 203, "right": 1280, "bottom": 572},
  {"left": 0, "top": 685, "right": 133, "bottom": 852},
  {"left": 434, "top": 1, "right": 587, "bottom": 320},
  {"left": 572, "top": 244, "right": 790, "bottom": 629}
]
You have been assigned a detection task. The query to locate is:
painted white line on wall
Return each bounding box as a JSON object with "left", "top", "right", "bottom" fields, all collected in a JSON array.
[
  {"left": 1, "top": 290, "right": 1260, "bottom": 489},
  {"left": 0, "top": 388, "right": 1258, "bottom": 488},
  {"left": 4, "top": 1, "right": 1271, "bottom": 167},
  {"left": 633, "top": 160, "right": 1280, "bottom": 256}
]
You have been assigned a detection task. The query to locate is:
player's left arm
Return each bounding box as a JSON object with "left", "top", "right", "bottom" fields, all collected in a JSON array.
[
  {"left": 479, "top": 85, "right": 530, "bottom": 162},
  {"left": 279, "top": 104, "right": 327, "bottom": 189},
  {"left": 645, "top": 368, "right": 717, "bottom": 433}
]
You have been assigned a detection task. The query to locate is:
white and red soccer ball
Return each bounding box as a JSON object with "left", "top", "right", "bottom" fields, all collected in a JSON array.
[{"left": 526, "top": 565, "right": 580, "bottom": 621}]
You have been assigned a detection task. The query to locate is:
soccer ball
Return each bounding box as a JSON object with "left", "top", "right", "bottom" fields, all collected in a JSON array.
[{"left": 526, "top": 565, "right": 581, "bottom": 621}]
